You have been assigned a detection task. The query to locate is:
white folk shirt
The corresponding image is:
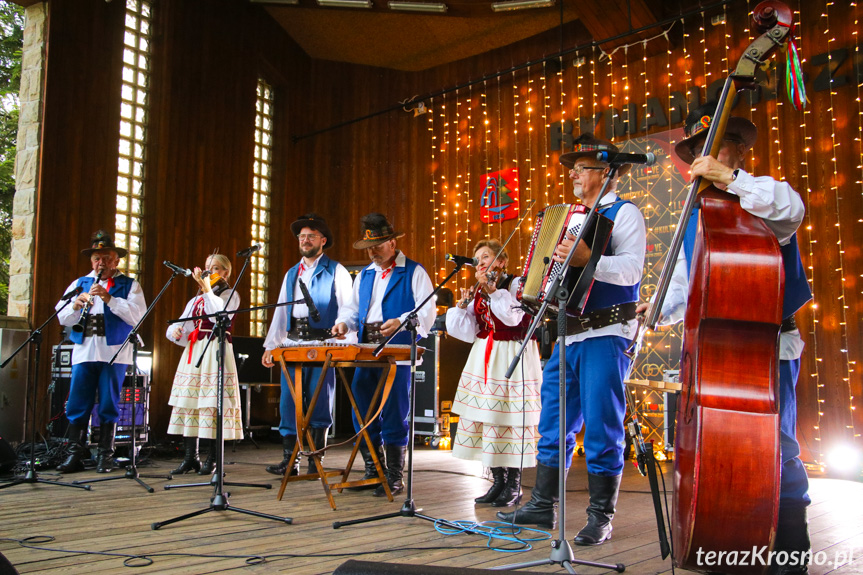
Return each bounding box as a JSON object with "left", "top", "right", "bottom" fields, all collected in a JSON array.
[
  {"left": 658, "top": 171, "right": 806, "bottom": 360},
  {"left": 56, "top": 271, "right": 146, "bottom": 365},
  {"left": 263, "top": 255, "right": 356, "bottom": 350},
  {"left": 337, "top": 251, "right": 436, "bottom": 341},
  {"left": 165, "top": 289, "right": 240, "bottom": 347},
  {"left": 565, "top": 191, "right": 647, "bottom": 345}
]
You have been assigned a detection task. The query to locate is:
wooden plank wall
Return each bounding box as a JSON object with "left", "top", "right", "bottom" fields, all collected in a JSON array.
[{"left": 28, "top": 0, "right": 863, "bottom": 465}]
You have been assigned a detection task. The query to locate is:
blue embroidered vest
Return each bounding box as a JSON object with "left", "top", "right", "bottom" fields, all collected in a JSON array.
[
  {"left": 357, "top": 257, "right": 420, "bottom": 345},
  {"left": 70, "top": 274, "right": 134, "bottom": 346},
  {"left": 581, "top": 200, "right": 641, "bottom": 313},
  {"left": 283, "top": 254, "right": 340, "bottom": 330},
  {"left": 683, "top": 209, "right": 812, "bottom": 319}
]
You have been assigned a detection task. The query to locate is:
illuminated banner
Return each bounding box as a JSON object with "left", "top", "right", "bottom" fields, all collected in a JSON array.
[{"left": 480, "top": 168, "right": 520, "bottom": 223}]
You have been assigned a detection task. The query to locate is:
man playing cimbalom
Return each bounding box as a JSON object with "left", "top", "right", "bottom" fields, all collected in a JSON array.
[
  {"left": 262, "top": 214, "right": 355, "bottom": 477},
  {"left": 332, "top": 213, "right": 436, "bottom": 497},
  {"left": 56, "top": 230, "right": 146, "bottom": 474}
]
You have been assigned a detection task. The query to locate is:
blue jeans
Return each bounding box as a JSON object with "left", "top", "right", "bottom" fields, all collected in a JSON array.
[{"left": 537, "top": 336, "right": 629, "bottom": 476}]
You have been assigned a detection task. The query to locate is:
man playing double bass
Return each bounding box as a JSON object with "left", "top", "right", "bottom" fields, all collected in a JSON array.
[{"left": 641, "top": 101, "right": 812, "bottom": 574}]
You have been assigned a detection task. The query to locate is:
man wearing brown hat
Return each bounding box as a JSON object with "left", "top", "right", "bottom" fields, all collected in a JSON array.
[
  {"left": 497, "top": 133, "right": 646, "bottom": 548},
  {"left": 262, "top": 214, "right": 355, "bottom": 477},
  {"left": 647, "top": 102, "right": 812, "bottom": 574},
  {"left": 55, "top": 230, "right": 146, "bottom": 473},
  {"left": 332, "top": 213, "right": 436, "bottom": 496}
]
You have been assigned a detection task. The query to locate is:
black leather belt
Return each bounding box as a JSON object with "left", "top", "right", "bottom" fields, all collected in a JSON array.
[
  {"left": 565, "top": 302, "right": 638, "bottom": 336},
  {"left": 362, "top": 322, "right": 384, "bottom": 344},
  {"left": 287, "top": 317, "right": 331, "bottom": 341},
  {"left": 781, "top": 316, "right": 797, "bottom": 333},
  {"left": 83, "top": 314, "right": 106, "bottom": 338}
]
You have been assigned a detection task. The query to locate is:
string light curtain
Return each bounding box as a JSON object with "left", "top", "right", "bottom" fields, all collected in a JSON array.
[{"left": 422, "top": 0, "right": 863, "bottom": 467}]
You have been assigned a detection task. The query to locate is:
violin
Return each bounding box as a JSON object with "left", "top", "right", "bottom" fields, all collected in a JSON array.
[{"left": 200, "top": 270, "right": 231, "bottom": 296}]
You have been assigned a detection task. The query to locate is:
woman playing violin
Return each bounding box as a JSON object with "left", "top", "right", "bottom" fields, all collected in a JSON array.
[
  {"left": 445, "top": 239, "right": 542, "bottom": 508},
  {"left": 165, "top": 254, "right": 243, "bottom": 476}
]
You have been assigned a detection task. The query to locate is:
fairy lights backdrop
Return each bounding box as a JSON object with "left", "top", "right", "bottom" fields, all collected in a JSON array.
[{"left": 423, "top": 0, "right": 863, "bottom": 466}]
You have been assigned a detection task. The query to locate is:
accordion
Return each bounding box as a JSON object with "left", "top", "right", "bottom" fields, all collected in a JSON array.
[{"left": 519, "top": 203, "right": 614, "bottom": 316}]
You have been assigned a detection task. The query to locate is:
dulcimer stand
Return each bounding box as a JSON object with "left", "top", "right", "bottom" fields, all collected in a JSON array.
[{"left": 272, "top": 343, "right": 410, "bottom": 509}]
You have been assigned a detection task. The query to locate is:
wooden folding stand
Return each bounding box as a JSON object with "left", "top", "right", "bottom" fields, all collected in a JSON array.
[{"left": 271, "top": 344, "right": 415, "bottom": 510}]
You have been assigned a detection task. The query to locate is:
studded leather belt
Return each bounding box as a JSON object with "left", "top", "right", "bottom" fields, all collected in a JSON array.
[{"left": 565, "top": 302, "right": 638, "bottom": 336}]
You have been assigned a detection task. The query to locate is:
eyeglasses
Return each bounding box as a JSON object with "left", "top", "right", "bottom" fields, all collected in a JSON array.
[
  {"left": 571, "top": 165, "right": 605, "bottom": 175},
  {"left": 297, "top": 234, "right": 321, "bottom": 241}
]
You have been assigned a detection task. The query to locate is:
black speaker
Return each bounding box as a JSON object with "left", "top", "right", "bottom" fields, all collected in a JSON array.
[
  {"left": 0, "top": 436, "right": 15, "bottom": 473},
  {"left": 333, "top": 560, "right": 547, "bottom": 575}
]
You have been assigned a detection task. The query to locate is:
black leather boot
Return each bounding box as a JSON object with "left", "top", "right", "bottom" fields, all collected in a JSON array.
[
  {"left": 475, "top": 467, "right": 508, "bottom": 504},
  {"left": 306, "top": 427, "right": 328, "bottom": 474},
  {"left": 574, "top": 473, "right": 622, "bottom": 546},
  {"left": 198, "top": 438, "right": 217, "bottom": 475},
  {"left": 496, "top": 463, "right": 561, "bottom": 528},
  {"left": 492, "top": 467, "right": 523, "bottom": 507},
  {"left": 56, "top": 423, "right": 88, "bottom": 473},
  {"left": 348, "top": 443, "right": 386, "bottom": 490},
  {"left": 265, "top": 434, "right": 299, "bottom": 476},
  {"left": 374, "top": 444, "right": 406, "bottom": 497},
  {"left": 769, "top": 506, "right": 811, "bottom": 574},
  {"left": 95, "top": 422, "right": 117, "bottom": 473},
  {"left": 171, "top": 436, "right": 201, "bottom": 475}
]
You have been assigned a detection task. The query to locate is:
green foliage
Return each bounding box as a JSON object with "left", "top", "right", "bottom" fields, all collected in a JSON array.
[{"left": 0, "top": 2, "right": 24, "bottom": 315}]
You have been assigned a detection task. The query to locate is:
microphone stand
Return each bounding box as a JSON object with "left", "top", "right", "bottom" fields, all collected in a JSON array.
[
  {"left": 153, "top": 252, "right": 292, "bottom": 529},
  {"left": 332, "top": 260, "right": 482, "bottom": 534},
  {"left": 77, "top": 271, "right": 184, "bottom": 492},
  {"left": 0, "top": 296, "right": 92, "bottom": 491},
  {"left": 496, "top": 164, "right": 626, "bottom": 574}
]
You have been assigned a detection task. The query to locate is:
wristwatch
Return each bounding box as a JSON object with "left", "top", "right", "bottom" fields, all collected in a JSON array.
[{"left": 730, "top": 168, "right": 740, "bottom": 182}]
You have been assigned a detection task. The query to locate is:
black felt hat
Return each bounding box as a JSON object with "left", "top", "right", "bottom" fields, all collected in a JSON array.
[
  {"left": 558, "top": 133, "right": 631, "bottom": 175},
  {"left": 353, "top": 213, "right": 405, "bottom": 249},
  {"left": 81, "top": 230, "right": 127, "bottom": 258},
  {"left": 674, "top": 101, "right": 758, "bottom": 165},
  {"left": 290, "top": 213, "right": 334, "bottom": 249}
]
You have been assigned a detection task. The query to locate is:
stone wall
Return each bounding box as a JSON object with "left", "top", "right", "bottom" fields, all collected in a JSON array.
[{"left": 7, "top": 3, "right": 47, "bottom": 321}]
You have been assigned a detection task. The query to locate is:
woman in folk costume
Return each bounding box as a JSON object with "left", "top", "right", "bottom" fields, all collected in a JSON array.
[
  {"left": 445, "top": 239, "right": 542, "bottom": 507},
  {"left": 165, "top": 254, "right": 243, "bottom": 475}
]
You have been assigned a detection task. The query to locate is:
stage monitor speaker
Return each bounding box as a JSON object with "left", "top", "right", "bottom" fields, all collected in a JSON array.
[
  {"left": 232, "top": 336, "right": 277, "bottom": 384},
  {"left": 333, "top": 560, "right": 548, "bottom": 575}
]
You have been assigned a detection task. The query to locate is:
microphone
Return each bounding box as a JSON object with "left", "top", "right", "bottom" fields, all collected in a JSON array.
[
  {"left": 445, "top": 253, "right": 478, "bottom": 267},
  {"left": 163, "top": 260, "right": 192, "bottom": 277},
  {"left": 596, "top": 151, "right": 657, "bottom": 166},
  {"left": 237, "top": 244, "right": 262, "bottom": 257},
  {"left": 61, "top": 286, "right": 83, "bottom": 301},
  {"left": 298, "top": 278, "right": 321, "bottom": 323}
]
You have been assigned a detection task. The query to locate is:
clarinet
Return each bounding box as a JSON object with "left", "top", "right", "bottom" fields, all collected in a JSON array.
[{"left": 72, "top": 269, "right": 104, "bottom": 335}]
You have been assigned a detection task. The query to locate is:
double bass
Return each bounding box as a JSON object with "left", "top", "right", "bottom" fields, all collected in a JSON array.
[{"left": 643, "top": 2, "right": 797, "bottom": 572}]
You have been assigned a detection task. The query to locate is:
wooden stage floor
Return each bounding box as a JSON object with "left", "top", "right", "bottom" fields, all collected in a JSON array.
[{"left": 1, "top": 442, "right": 862, "bottom": 574}]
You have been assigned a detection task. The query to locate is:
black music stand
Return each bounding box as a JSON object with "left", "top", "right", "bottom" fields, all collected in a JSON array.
[
  {"left": 332, "top": 261, "right": 483, "bottom": 535},
  {"left": 76, "top": 271, "right": 183, "bottom": 492},
  {"left": 152, "top": 252, "right": 292, "bottom": 529},
  {"left": 497, "top": 164, "right": 627, "bottom": 574},
  {"left": 0, "top": 292, "right": 91, "bottom": 491}
]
